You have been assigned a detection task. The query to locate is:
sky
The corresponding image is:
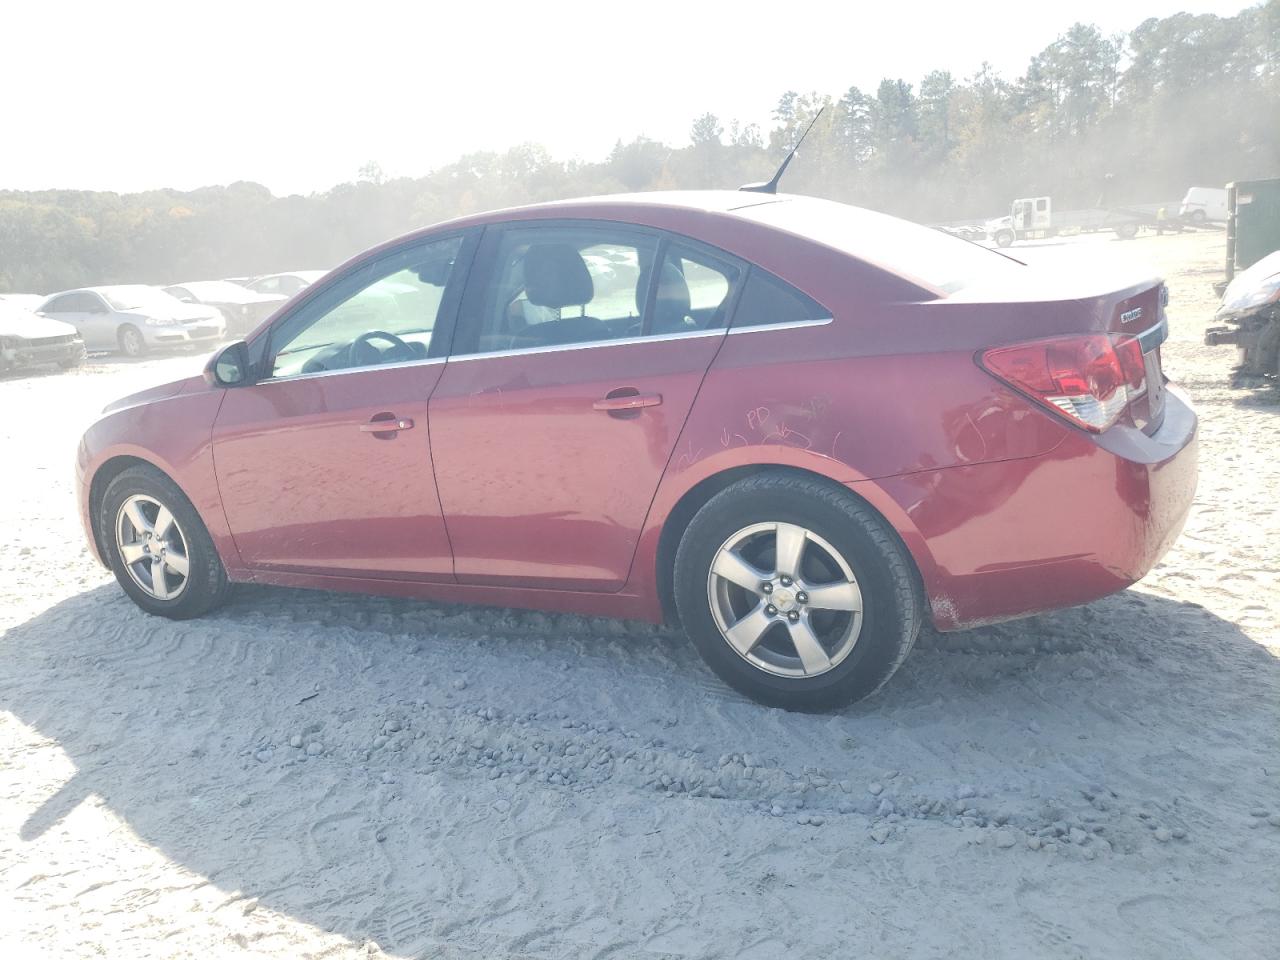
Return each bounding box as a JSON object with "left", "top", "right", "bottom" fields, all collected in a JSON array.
[{"left": 0, "top": 0, "right": 1253, "bottom": 195}]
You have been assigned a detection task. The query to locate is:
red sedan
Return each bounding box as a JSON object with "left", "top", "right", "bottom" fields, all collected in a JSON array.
[{"left": 75, "top": 192, "right": 1197, "bottom": 710}]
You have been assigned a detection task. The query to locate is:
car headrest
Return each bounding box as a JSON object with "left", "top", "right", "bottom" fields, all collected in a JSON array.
[
  {"left": 637, "top": 261, "right": 693, "bottom": 333},
  {"left": 524, "top": 244, "right": 593, "bottom": 308}
]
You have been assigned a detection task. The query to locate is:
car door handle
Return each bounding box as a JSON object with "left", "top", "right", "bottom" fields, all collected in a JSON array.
[
  {"left": 593, "top": 392, "right": 662, "bottom": 412},
  {"left": 360, "top": 416, "right": 414, "bottom": 433}
]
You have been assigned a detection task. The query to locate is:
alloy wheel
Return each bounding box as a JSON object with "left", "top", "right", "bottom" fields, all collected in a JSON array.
[
  {"left": 115, "top": 494, "right": 190, "bottom": 600},
  {"left": 706, "top": 522, "right": 863, "bottom": 678},
  {"left": 120, "top": 327, "right": 144, "bottom": 357}
]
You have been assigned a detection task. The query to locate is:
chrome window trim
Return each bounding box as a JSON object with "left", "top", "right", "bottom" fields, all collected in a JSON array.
[
  {"left": 447, "top": 327, "right": 727, "bottom": 363},
  {"left": 254, "top": 316, "right": 838, "bottom": 378},
  {"left": 727, "top": 317, "right": 834, "bottom": 335},
  {"left": 445, "top": 316, "right": 834, "bottom": 363},
  {"left": 256, "top": 355, "right": 446, "bottom": 385}
]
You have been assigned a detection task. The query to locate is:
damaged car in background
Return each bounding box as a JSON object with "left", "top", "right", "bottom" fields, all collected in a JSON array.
[
  {"left": 0, "top": 298, "right": 86, "bottom": 374},
  {"left": 1205, "top": 250, "right": 1280, "bottom": 386},
  {"left": 164, "top": 280, "right": 287, "bottom": 338}
]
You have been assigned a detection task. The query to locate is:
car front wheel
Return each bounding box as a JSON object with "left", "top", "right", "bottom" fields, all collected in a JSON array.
[
  {"left": 674, "top": 472, "right": 923, "bottom": 711},
  {"left": 99, "top": 465, "right": 230, "bottom": 619},
  {"left": 118, "top": 324, "right": 146, "bottom": 357}
]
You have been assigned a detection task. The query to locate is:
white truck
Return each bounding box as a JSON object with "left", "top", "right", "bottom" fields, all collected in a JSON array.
[
  {"left": 986, "top": 196, "right": 1147, "bottom": 247},
  {"left": 1179, "top": 187, "right": 1229, "bottom": 223}
]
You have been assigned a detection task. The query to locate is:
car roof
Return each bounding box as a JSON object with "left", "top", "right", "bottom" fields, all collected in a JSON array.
[
  {"left": 398, "top": 190, "right": 945, "bottom": 262},
  {"left": 441, "top": 189, "right": 788, "bottom": 226},
  {"left": 365, "top": 191, "right": 1010, "bottom": 294}
]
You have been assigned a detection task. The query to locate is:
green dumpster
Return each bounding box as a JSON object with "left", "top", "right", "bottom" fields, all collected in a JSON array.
[{"left": 1226, "top": 177, "right": 1280, "bottom": 280}]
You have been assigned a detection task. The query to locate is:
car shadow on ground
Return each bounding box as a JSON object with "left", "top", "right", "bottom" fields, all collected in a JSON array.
[
  {"left": 3, "top": 582, "right": 1277, "bottom": 952},
  {"left": 1231, "top": 386, "right": 1280, "bottom": 411}
]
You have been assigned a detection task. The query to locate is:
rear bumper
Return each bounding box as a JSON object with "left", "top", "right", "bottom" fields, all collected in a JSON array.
[{"left": 869, "top": 385, "right": 1198, "bottom": 630}]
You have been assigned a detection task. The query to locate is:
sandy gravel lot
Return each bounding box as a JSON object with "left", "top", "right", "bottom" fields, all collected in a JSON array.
[{"left": 2, "top": 229, "right": 1277, "bottom": 959}]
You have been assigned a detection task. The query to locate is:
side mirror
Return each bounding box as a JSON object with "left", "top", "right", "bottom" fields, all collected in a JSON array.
[{"left": 204, "top": 340, "right": 254, "bottom": 387}]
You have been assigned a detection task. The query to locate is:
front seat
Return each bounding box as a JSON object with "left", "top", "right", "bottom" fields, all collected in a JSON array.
[
  {"left": 519, "top": 243, "right": 608, "bottom": 345},
  {"left": 637, "top": 261, "right": 693, "bottom": 334}
]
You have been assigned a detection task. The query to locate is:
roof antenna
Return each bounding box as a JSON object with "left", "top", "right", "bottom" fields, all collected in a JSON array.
[{"left": 739, "top": 106, "right": 825, "bottom": 194}]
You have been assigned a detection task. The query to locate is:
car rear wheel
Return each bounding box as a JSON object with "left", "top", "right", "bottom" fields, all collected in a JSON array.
[
  {"left": 674, "top": 472, "right": 923, "bottom": 711},
  {"left": 99, "top": 465, "right": 230, "bottom": 619},
  {"left": 118, "top": 324, "right": 147, "bottom": 357}
]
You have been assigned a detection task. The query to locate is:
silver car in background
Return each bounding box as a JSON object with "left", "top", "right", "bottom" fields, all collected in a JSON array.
[
  {"left": 38, "top": 285, "right": 225, "bottom": 357},
  {"left": 243, "top": 270, "right": 328, "bottom": 297},
  {"left": 164, "top": 280, "right": 286, "bottom": 338}
]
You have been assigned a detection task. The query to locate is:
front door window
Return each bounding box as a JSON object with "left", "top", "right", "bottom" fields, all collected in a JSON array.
[{"left": 268, "top": 237, "right": 462, "bottom": 378}]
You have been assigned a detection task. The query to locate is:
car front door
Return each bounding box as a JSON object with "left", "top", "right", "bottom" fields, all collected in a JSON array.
[
  {"left": 429, "top": 223, "right": 742, "bottom": 591},
  {"left": 79, "top": 292, "right": 118, "bottom": 349},
  {"left": 210, "top": 232, "right": 475, "bottom": 580},
  {"left": 42, "top": 292, "right": 105, "bottom": 349}
]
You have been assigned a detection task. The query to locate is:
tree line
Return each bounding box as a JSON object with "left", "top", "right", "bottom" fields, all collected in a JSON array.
[{"left": 1, "top": 2, "right": 1277, "bottom": 294}]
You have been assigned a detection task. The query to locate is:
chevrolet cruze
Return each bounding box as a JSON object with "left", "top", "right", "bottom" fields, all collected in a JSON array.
[{"left": 76, "top": 192, "right": 1197, "bottom": 710}]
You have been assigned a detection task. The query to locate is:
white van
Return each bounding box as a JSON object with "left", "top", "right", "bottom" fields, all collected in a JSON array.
[{"left": 1179, "top": 187, "right": 1228, "bottom": 223}]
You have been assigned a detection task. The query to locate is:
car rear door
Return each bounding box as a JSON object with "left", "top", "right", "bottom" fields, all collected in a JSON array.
[
  {"left": 428, "top": 222, "right": 742, "bottom": 591},
  {"left": 210, "top": 232, "right": 475, "bottom": 580}
]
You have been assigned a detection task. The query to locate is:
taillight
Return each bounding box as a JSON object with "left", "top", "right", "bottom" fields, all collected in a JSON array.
[{"left": 979, "top": 333, "right": 1148, "bottom": 432}]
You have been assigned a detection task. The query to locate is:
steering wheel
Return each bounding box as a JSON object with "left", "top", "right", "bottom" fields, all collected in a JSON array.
[{"left": 348, "top": 330, "right": 416, "bottom": 367}]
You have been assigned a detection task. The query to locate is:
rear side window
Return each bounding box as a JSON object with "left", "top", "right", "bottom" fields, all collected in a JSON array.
[
  {"left": 646, "top": 242, "right": 741, "bottom": 335},
  {"left": 467, "top": 225, "right": 659, "bottom": 354},
  {"left": 731, "top": 270, "right": 829, "bottom": 329}
]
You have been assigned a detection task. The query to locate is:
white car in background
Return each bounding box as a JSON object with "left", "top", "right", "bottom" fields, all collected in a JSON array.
[
  {"left": 0, "top": 293, "right": 50, "bottom": 312},
  {"left": 243, "top": 270, "right": 328, "bottom": 298},
  {"left": 1179, "top": 187, "right": 1228, "bottom": 223},
  {"left": 38, "top": 285, "right": 225, "bottom": 357},
  {"left": 0, "top": 299, "right": 86, "bottom": 374},
  {"left": 164, "top": 280, "right": 287, "bottom": 337}
]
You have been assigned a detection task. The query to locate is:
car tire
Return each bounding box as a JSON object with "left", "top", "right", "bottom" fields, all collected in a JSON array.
[
  {"left": 99, "top": 464, "right": 230, "bottom": 620},
  {"left": 1115, "top": 222, "right": 1139, "bottom": 240},
  {"left": 995, "top": 230, "right": 1014, "bottom": 248},
  {"left": 118, "top": 324, "right": 147, "bottom": 357},
  {"left": 1189, "top": 209, "right": 1206, "bottom": 224},
  {"left": 674, "top": 471, "right": 923, "bottom": 712}
]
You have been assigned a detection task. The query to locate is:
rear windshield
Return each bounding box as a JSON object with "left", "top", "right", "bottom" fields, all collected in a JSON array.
[{"left": 739, "top": 197, "right": 1022, "bottom": 295}]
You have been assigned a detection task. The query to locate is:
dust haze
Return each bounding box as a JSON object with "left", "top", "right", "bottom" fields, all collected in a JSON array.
[{"left": 1, "top": 3, "right": 1276, "bottom": 293}]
